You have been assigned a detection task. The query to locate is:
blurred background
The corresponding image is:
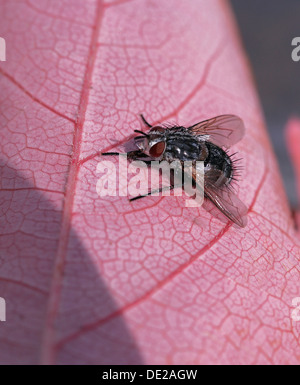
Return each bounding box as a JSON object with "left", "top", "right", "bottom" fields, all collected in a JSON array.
[{"left": 231, "top": 0, "right": 300, "bottom": 208}]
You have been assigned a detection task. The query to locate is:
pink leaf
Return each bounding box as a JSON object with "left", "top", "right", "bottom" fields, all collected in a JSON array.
[
  {"left": 1, "top": 0, "right": 300, "bottom": 364},
  {"left": 286, "top": 118, "right": 300, "bottom": 231}
]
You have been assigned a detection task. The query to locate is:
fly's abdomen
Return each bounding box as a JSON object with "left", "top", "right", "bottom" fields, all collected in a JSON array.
[{"left": 204, "top": 142, "right": 234, "bottom": 185}]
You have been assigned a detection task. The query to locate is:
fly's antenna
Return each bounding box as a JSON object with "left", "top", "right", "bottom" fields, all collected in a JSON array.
[{"left": 140, "top": 114, "right": 152, "bottom": 128}]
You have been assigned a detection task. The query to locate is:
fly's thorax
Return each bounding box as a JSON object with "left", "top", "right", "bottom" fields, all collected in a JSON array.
[{"left": 163, "top": 128, "right": 209, "bottom": 162}]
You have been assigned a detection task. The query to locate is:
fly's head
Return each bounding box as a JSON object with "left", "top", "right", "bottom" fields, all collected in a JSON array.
[{"left": 134, "top": 126, "right": 167, "bottom": 160}]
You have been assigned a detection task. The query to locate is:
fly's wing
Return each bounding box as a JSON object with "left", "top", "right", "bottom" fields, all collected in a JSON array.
[
  {"left": 189, "top": 115, "right": 245, "bottom": 148},
  {"left": 203, "top": 177, "right": 248, "bottom": 228}
]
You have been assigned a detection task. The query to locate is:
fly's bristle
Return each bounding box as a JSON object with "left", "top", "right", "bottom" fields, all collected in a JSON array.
[
  {"left": 163, "top": 122, "right": 179, "bottom": 129},
  {"left": 222, "top": 182, "right": 237, "bottom": 194},
  {"left": 228, "top": 152, "right": 244, "bottom": 184}
]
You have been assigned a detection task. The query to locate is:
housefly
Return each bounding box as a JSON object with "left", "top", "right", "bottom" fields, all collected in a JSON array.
[{"left": 103, "top": 114, "right": 248, "bottom": 228}]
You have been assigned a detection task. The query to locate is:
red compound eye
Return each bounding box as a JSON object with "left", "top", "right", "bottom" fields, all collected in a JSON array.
[{"left": 149, "top": 141, "right": 166, "bottom": 158}]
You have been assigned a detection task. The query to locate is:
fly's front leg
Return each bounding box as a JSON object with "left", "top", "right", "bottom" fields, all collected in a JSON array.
[
  {"left": 127, "top": 150, "right": 151, "bottom": 161},
  {"left": 101, "top": 152, "right": 121, "bottom": 156},
  {"left": 130, "top": 184, "right": 176, "bottom": 202},
  {"left": 102, "top": 150, "right": 149, "bottom": 160}
]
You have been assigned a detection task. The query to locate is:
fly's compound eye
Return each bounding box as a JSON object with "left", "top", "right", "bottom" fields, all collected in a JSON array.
[{"left": 149, "top": 141, "right": 166, "bottom": 158}]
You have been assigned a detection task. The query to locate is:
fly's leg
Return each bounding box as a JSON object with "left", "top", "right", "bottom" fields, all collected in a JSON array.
[
  {"left": 101, "top": 152, "right": 121, "bottom": 156},
  {"left": 102, "top": 150, "right": 149, "bottom": 160},
  {"left": 130, "top": 184, "right": 180, "bottom": 202},
  {"left": 130, "top": 167, "right": 182, "bottom": 201}
]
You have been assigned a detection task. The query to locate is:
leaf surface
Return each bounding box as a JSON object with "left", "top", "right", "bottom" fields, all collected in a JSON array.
[{"left": 0, "top": 0, "right": 300, "bottom": 364}]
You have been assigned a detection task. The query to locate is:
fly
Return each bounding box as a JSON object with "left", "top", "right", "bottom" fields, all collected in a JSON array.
[{"left": 103, "top": 114, "right": 248, "bottom": 228}]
